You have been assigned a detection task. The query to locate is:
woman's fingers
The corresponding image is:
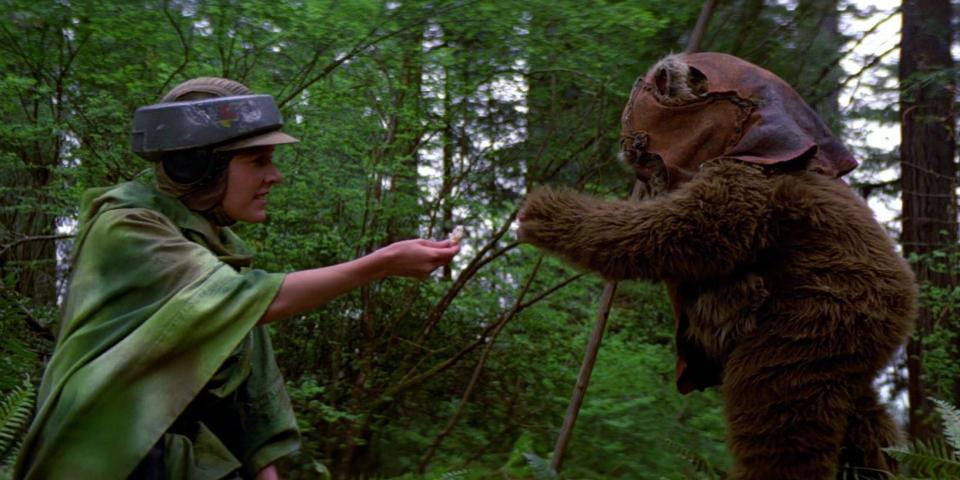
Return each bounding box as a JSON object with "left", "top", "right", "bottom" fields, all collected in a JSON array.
[
  {"left": 417, "top": 238, "right": 451, "bottom": 247},
  {"left": 425, "top": 243, "right": 460, "bottom": 268},
  {"left": 417, "top": 238, "right": 462, "bottom": 250},
  {"left": 382, "top": 238, "right": 461, "bottom": 279},
  {"left": 413, "top": 239, "right": 461, "bottom": 258}
]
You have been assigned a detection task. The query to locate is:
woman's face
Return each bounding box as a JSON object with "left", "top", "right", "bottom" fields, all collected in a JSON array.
[{"left": 222, "top": 146, "right": 283, "bottom": 223}]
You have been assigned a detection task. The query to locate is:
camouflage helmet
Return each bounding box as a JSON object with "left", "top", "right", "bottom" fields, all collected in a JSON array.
[{"left": 132, "top": 77, "right": 297, "bottom": 184}]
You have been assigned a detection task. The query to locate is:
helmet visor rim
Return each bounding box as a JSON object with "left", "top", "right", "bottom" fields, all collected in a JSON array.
[{"left": 215, "top": 130, "right": 298, "bottom": 152}]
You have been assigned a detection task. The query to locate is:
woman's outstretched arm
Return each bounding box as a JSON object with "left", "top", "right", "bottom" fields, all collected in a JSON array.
[{"left": 260, "top": 239, "right": 460, "bottom": 324}]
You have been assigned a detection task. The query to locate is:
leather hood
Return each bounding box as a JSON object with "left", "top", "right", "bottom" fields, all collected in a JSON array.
[{"left": 620, "top": 52, "right": 857, "bottom": 189}]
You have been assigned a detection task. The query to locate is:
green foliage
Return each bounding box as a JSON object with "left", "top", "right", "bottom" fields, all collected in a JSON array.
[
  {"left": 388, "top": 468, "right": 470, "bottom": 480},
  {"left": 0, "top": 277, "right": 50, "bottom": 392},
  {"left": 0, "top": 377, "right": 36, "bottom": 477},
  {"left": 1, "top": 0, "right": 909, "bottom": 477},
  {"left": 521, "top": 452, "right": 557, "bottom": 480},
  {"left": 933, "top": 398, "right": 960, "bottom": 452},
  {"left": 555, "top": 332, "right": 730, "bottom": 479},
  {"left": 884, "top": 399, "right": 960, "bottom": 480},
  {"left": 905, "top": 250, "right": 960, "bottom": 403},
  {"left": 886, "top": 439, "right": 960, "bottom": 479},
  {"left": 312, "top": 460, "right": 333, "bottom": 480},
  {"left": 665, "top": 438, "right": 725, "bottom": 480}
]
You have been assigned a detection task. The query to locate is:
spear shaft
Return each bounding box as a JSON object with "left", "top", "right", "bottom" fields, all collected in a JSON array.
[{"left": 548, "top": 0, "right": 717, "bottom": 471}]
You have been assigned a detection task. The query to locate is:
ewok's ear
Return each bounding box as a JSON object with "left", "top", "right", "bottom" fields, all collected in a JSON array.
[
  {"left": 687, "top": 66, "right": 708, "bottom": 96},
  {"left": 655, "top": 67, "right": 671, "bottom": 97},
  {"left": 650, "top": 55, "right": 710, "bottom": 104}
]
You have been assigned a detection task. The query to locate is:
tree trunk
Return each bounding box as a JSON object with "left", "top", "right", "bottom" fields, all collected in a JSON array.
[
  {"left": 810, "top": 0, "right": 840, "bottom": 123},
  {"left": 0, "top": 16, "right": 70, "bottom": 309},
  {"left": 729, "top": 0, "right": 765, "bottom": 57},
  {"left": 384, "top": 25, "right": 426, "bottom": 245},
  {"left": 899, "top": 0, "right": 956, "bottom": 441},
  {"left": 441, "top": 57, "right": 456, "bottom": 280}
]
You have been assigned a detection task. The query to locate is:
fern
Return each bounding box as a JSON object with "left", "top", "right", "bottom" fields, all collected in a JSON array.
[
  {"left": 0, "top": 378, "right": 34, "bottom": 458},
  {"left": 885, "top": 438, "right": 960, "bottom": 479},
  {"left": 0, "top": 377, "right": 35, "bottom": 479},
  {"left": 665, "top": 438, "right": 725, "bottom": 480},
  {"left": 522, "top": 452, "right": 558, "bottom": 480},
  {"left": 439, "top": 469, "right": 469, "bottom": 480},
  {"left": 931, "top": 398, "right": 960, "bottom": 453},
  {"left": 311, "top": 460, "right": 332, "bottom": 480}
]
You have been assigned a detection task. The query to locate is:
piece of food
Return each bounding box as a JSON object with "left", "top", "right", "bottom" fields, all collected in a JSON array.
[{"left": 449, "top": 225, "right": 464, "bottom": 244}]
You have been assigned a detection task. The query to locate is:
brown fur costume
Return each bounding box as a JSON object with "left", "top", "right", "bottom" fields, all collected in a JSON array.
[{"left": 518, "top": 54, "right": 916, "bottom": 479}]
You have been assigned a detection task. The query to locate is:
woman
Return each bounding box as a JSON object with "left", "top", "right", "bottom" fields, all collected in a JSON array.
[{"left": 15, "top": 78, "right": 460, "bottom": 479}]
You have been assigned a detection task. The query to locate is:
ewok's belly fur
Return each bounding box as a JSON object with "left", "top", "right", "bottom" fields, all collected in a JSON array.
[{"left": 680, "top": 271, "right": 768, "bottom": 366}]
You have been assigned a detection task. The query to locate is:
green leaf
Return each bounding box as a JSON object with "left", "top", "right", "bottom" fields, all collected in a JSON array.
[{"left": 312, "top": 460, "right": 332, "bottom": 480}]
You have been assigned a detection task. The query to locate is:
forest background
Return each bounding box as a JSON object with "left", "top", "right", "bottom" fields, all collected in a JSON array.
[{"left": 2, "top": 0, "right": 959, "bottom": 478}]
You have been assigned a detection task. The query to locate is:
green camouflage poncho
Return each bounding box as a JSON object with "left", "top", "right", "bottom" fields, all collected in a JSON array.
[{"left": 16, "top": 180, "right": 299, "bottom": 479}]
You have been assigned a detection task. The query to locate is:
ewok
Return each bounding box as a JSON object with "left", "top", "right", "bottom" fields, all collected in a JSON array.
[{"left": 517, "top": 53, "right": 916, "bottom": 480}]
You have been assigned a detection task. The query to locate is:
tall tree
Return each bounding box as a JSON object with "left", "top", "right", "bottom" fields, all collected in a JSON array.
[
  {"left": 0, "top": 4, "right": 75, "bottom": 307},
  {"left": 899, "top": 0, "right": 957, "bottom": 441}
]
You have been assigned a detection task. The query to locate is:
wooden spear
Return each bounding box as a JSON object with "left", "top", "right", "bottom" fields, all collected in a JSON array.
[
  {"left": 549, "top": 280, "right": 617, "bottom": 472},
  {"left": 548, "top": 0, "right": 717, "bottom": 472}
]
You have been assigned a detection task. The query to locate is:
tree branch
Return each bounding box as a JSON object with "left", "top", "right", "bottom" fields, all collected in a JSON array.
[
  {"left": 809, "top": 43, "right": 900, "bottom": 108},
  {"left": 418, "top": 255, "right": 544, "bottom": 471},
  {"left": 277, "top": 2, "right": 474, "bottom": 107},
  {"left": 685, "top": 0, "right": 717, "bottom": 54},
  {"left": 370, "top": 265, "right": 585, "bottom": 411},
  {"left": 157, "top": 0, "right": 191, "bottom": 96},
  {"left": 0, "top": 234, "right": 73, "bottom": 258},
  {"left": 799, "top": 7, "right": 901, "bottom": 100}
]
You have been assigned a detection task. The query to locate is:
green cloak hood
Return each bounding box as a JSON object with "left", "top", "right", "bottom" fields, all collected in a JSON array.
[{"left": 16, "top": 180, "right": 298, "bottom": 479}]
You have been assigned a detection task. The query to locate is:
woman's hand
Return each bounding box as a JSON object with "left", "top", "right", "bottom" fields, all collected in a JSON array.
[
  {"left": 378, "top": 239, "right": 461, "bottom": 279},
  {"left": 255, "top": 464, "right": 280, "bottom": 480}
]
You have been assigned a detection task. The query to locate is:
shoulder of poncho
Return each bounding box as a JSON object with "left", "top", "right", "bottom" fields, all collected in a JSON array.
[
  {"left": 100, "top": 207, "right": 176, "bottom": 223},
  {"left": 89, "top": 207, "right": 181, "bottom": 237},
  {"left": 98, "top": 206, "right": 176, "bottom": 223},
  {"left": 82, "top": 181, "right": 210, "bottom": 232}
]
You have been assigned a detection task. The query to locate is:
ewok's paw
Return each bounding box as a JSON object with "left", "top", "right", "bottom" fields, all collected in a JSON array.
[
  {"left": 518, "top": 186, "right": 650, "bottom": 280},
  {"left": 517, "top": 187, "right": 592, "bottom": 248}
]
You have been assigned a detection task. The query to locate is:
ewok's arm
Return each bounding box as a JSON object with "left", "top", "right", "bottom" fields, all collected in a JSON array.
[{"left": 518, "top": 160, "right": 773, "bottom": 281}]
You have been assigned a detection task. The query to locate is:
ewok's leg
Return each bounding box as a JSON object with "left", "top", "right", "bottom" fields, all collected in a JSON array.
[
  {"left": 722, "top": 338, "right": 856, "bottom": 480},
  {"left": 724, "top": 379, "right": 851, "bottom": 479},
  {"left": 837, "top": 389, "right": 900, "bottom": 479}
]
